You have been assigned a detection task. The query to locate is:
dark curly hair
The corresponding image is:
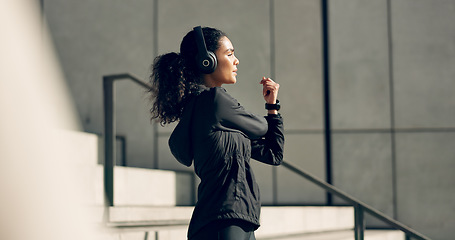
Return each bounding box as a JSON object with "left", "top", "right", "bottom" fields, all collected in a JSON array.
[{"left": 149, "top": 27, "right": 226, "bottom": 125}]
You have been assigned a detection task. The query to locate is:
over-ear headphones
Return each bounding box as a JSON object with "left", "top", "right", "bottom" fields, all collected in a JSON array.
[{"left": 193, "top": 26, "right": 217, "bottom": 74}]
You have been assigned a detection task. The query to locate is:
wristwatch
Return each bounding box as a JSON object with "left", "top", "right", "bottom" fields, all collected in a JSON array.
[{"left": 265, "top": 99, "right": 280, "bottom": 111}]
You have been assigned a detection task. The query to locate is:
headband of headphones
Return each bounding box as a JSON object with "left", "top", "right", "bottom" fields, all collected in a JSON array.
[{"left": 193, "top": 26, "right": 217, "bottom": 74}]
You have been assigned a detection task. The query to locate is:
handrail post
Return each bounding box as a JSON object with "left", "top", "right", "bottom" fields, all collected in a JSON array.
[
  {"left": 354, "top": 204, "right": 365, "bottom": 240},
  {"left": 103, "top": 76, "right": 115, "bottom": 207}
]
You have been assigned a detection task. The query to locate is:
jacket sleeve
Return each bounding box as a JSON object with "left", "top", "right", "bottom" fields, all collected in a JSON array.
[
  {"left": 251, "top": 114, "right": 284, "bottom": 165},
  {"left": 213, "top": 87, "right": 268, "bottom": 140}
]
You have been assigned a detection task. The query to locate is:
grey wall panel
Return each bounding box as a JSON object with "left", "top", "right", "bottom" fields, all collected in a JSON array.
[
  {"left": 115, "top": 81, "right": 155, "bottom": 168},
  {"left": 332, "top": 132, "right": 394, "bottom": 226},
  {"left": 251, "top": 161, "right": 275, "bottom": 205},
  {"left": 396, "top": 132, "right": 455, "bottom": 240},
  {"left": 330, "top": 0, "right": 391, "bottom": 129},
  {"left": 273, "top": 0, "right": 326, "bottom": 205},
  {"left": 277, "top": 133, "right": 326, "bottom": 204},
  {"left": 45, "top": 0, "right": 155, "bottom": 133},
  {"left": 45, "top": 0, "right": 157, "bottom": 167},
  {"left": 175, "top": 171, "right": 196, "bottom": 205},
  {"left": 392, "top": 0, "right": 455, "bottom": 129},
  {"left": 274, "top": 0, "right": 323, "bottom": 130}
]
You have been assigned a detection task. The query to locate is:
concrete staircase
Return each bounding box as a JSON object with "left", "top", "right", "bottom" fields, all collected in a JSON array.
[
  {"left": 105, "top": 206, "right": 404, "bottom": 240},
  {"left": 67, "top": 130, "right": 404, "bottom": 240}
]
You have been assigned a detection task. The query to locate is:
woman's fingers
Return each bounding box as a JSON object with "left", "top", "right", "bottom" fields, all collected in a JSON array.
[
  {"left": 260, "top": 77, "right": 279, "bottom": 102},
  {"left": 261, "top": 77, "right": 269, "bottom": 96},
  {"left": 261, "top": 78, "right": 279, "bottom": 92}
]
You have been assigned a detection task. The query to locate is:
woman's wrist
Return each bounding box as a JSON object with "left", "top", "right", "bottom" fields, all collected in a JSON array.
[
  {"left": 265, "top": 99, "right": 280, "bottom": 113},
  {"left": 267, "top": 110, "right": 278, "bottom": 115}
]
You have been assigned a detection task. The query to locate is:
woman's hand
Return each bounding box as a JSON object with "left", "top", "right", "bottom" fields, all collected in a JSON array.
[
  {"left": 260, "top": 77, "right": 280, "bottom": 114},
  {"left": 260, "top": 77, "right": 279, "bottom": 103}
]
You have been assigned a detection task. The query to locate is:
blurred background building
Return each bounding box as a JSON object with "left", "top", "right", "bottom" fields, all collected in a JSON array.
[{"left": 2, "top": 0, "right": 453, "bottom": 239}]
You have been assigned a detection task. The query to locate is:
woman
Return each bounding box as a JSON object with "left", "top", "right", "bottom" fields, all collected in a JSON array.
[{"left": 149, "top": 26, "right": 284, "bottom": 240}]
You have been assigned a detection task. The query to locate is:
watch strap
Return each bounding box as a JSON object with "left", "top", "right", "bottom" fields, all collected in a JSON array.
[{"left": 265, "top": 99, "right": 280, "bottom": 110}]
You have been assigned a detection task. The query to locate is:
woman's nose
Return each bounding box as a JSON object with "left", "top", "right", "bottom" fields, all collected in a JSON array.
[{"left": 234, "top": 57, "right": 239, "bottom": 65}]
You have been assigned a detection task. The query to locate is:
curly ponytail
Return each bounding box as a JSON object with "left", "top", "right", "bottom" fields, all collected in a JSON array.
[
  {"left": 149, "top": 27, "right": 226, "bottom": 125},
  {"left": 149, "top": 52, "right": 200, "bottom": 125}
]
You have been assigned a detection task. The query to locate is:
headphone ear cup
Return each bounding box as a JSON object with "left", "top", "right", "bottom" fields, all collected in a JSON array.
[
  {"left": 198, "top": 51, "right": 217, "bottom": 74},
  {"left": 206, "top": 51, "right": 217, "bottom": 73},
  {"left": 193, "top": 26, "right": 217, "bottom": 74}
]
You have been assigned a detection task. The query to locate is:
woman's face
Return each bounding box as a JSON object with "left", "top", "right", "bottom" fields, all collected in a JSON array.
[{"left": 204, "top": 36, "right": 239, "bottom": 87}]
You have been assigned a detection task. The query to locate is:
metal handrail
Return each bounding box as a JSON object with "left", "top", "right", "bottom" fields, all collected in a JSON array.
[
  {"left": 282, "top": 161, "right": 431, "bottom": 240},
  {"left": 102, "top": 73, "right": 431, "bottom": 240},
  {"left": 103, "top": 73, "right": 152, "bottom": 208}
]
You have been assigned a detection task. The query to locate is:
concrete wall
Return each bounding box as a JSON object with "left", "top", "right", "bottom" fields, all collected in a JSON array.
[
  {"left": 329, "top": 0, "right": 455, "bottom": 239},
  {"left": 391, "top": 1, "right": 455, "bottom": 238},
  {"left": 44, "top": 0, "right": 157, "bottom": 168},
  {"left": 44, "top": 0, "right": 455, "bottom": 239},
  {"left": 329, "top": 0, "right": 394, "bottom": 227}
]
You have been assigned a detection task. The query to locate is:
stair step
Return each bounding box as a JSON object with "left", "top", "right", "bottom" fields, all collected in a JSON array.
[
  {"left": 101, "top": 229, "right": 404, "bottom": 240},
  {"left": 113, "top": 167, "right": 183, "bottom": 206},
  {"left": 258, "top": 230, "right": 404, "bottom": 240},
  {"left": 109, "top": 206, "right": 193, "bottom": 226},
  {"left": 76, "top": 164, "right": 195, "bottom": 206},
  {"left": 107, "top": 206, "right": 356, "bottom": 239},
  {"left": 256, "top": 206, "right": 353, "bottom": 238},
  {"left": 59, "top": 130, "right": 196, "bottom": 206},
  {"left": 106, "top": 206, "right": 403, "bottom": 239}
]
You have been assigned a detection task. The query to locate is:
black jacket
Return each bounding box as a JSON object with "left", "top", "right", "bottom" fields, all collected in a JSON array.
[{"left": 169, "top": 86, "right": 284, "bottom": 239}]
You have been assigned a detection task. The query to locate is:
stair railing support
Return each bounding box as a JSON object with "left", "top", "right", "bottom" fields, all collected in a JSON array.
[
  {"left": 103, "top": 73, "right": 152, "bottom": 210},
  {"left": 103, "top": 76, "right": 115, "bottom": 207},
  {"left": 354, "top": 204, "right": 365, "bottom": 240}
]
